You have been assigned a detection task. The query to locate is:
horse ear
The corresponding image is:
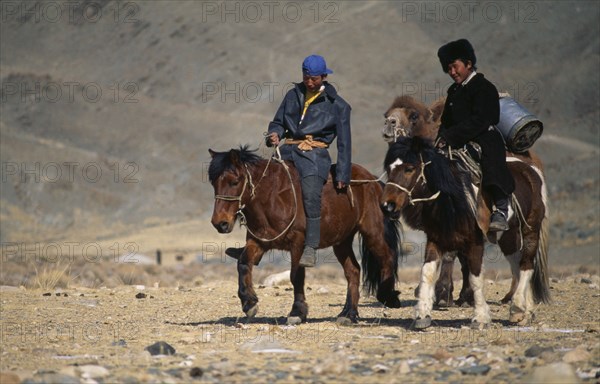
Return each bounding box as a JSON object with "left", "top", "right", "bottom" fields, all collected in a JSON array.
[
  {"left": 229, "top": 149, "right": 241, "bottom": 166},
  {"left": 209, "top": 149, "right": 217, "bottom": 158}
]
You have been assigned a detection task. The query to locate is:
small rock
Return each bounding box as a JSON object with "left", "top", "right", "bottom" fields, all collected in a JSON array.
[
  {"left": 397, "top": 360, "right": 411, "bottom": 374},
  {"left": 78, "top": 365, "right": 109, "bottom": 379},
  {"left": 316, "top": 286, "right": 329, "bottom": 294},
  {"left": 526, "top": 362, "right": 578, "bottom": 383},
  {"left": 135, "top": 285, "right": 146, "bottom": 290},
  {"left": 262, "top": 270, "right": 290, "bottom": 287},
  {"left": 111, "top": 339, "right": 127, "bottom": 347},
  {"left": 165, "top": 369, "right": 183, "bottom": 378},
  {"left": 42, "top": 292, "right": 52, "bottom": 296},
  {"left": 189, "top": 367, "right": 203, "bottom": 379},
  {"left": 372, "top": 364, "right": 390, "bottom": 373},
  {"left": 145, "top": 341, "right": 176, "bottom": 356},
  {"left": 581, "top": 278, "right": 592, "bottom": 284},
  {"left": 135, "top": 292, "right": 147, "bottom": 299},
  {"left": 459, "top": 364, "right": 491, "bottom": 375},
  {"left": 563, "top": 348, "right": 591, "bottom": 363},
  {"left": 26, "top": 373, "right": 81, "bottom": 384},
  {"left": 432, "top": 348, "right": 452, "bottom": 361},
  {"left": 525, "top": 345, "right": 554, "bottom": 357}
]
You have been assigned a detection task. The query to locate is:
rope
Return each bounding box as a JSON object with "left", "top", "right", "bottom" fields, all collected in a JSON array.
[
  {"left": 214, "top": 145, "right": 298, "bottom": 243},
  {"left": 385, "top": 155, "right": 440, "bottom": 205},
  {"left": 285, "top": 135, "right": 329, "bottom": 151},
  {"left": 241, "top": 148, "right": 298, "bottom": 243},
  {"left": 350, "top": 172, "right": 387, "bottom": 184}
]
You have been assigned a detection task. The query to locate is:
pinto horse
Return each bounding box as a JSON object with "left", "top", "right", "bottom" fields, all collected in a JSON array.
[
  {"left": 381, "top": 95, "right": 547, "bottom": 307},
  {"left": 381, "top": 137, "right": 550, "bottom": 328},
  {"left": 208, "top": 146, "right": 401, "bottom": 324}
]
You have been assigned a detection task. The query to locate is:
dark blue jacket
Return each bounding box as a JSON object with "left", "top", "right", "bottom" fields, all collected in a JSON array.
[{"left": 268, "top": 82, "right": 352, "bottom": 184}]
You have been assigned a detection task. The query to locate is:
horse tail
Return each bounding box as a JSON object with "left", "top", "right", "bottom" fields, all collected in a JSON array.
[
  {"left": 532, "top": 178, "right": 551, "bottom": 304},
  {"left": 360, "top": 216, "right": 402, "bottom": 296}
]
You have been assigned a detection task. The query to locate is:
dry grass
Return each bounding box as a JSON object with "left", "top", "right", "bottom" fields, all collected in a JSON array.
[{"left": 32, "top": 262, "right": 73, "bottom": 290}]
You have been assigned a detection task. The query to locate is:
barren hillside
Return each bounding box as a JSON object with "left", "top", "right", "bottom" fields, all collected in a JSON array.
[{"left": 1, "top": 1, "right": 598, "bottom": 271}]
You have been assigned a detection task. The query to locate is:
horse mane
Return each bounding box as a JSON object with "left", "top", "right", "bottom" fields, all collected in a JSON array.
[
  {"left": 384, "top": 137, "right": 475, "bottom": 236},
  {"left": 384, "top": 95, "right": 432, "bottom": 121},
  {"left": 208, "top": 145, "right": 262, "bottom": 183}
]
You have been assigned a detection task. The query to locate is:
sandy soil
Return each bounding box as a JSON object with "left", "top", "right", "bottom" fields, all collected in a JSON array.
[{"left": 1, "top": 265, "right": 599, "bottom": 383}]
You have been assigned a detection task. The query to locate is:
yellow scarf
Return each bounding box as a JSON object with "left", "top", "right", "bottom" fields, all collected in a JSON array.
[{"left": 301, "top": 87, "right": 323, "bottom": 121}]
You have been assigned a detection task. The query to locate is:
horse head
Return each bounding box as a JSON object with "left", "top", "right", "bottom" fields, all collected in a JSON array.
[
  {"left": 380, "top": 136, "right": 475, "bottom": 236},
  {"left": 380, "top": 137, "right": 438, "bottom": 217},
  {"left": 208, "top": 146, "right": 261, "bottom": 233},
  {"left": 382, "top": 96, "right": 445, "bottom": 144}
]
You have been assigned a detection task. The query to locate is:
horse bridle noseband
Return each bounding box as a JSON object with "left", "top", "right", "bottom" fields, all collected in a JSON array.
[{"left": 385, "top": 154, "right": 441, "bottom": 205}]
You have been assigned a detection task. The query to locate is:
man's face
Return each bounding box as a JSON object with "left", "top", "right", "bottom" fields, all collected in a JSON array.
[
  {"left": 447, "top": 59, "right": 473, "bottom": 84},
  {"left": 303, "top": 74, "right": 325, "bottom": 92}
]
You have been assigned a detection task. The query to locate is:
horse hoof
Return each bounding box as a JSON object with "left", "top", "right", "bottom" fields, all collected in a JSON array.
[
  {"left": 245, "top": 304, "right": 259, "bottom": 318},
  {"left": 470, "top": 320, "right": 488, "bottom": 330},
  {"left": 414, "top": 316, "right": 432, "bottom": 329},
  {"left": 336, "top": 317, "right": 354, "bottom": 326},
  {"left": 509, "top": 312, "right": 524, "bottom": 324},
  {"left": 287, "top": 316, "right": 303, "bottom": 325}
]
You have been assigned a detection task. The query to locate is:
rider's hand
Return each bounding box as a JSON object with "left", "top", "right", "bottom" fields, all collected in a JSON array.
[
  {"left": 336, "top": 181, "right": 347, "bottom": 190},
  {"left": 267, "top": 132, "right": 280, "bottom": 147}
]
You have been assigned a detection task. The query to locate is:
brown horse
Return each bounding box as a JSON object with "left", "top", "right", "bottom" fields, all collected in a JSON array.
[
  {"left": 381, "top": 137, "right": 550, "bottom": 328},
  {"left": 208, "top": 146, "right": 401, "bottom": 324},
  {"left": 381, "top": 95, "right": 547, "bottom": 307}
]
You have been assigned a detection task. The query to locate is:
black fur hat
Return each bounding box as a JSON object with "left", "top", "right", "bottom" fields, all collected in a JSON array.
[{"left": 437, "top": 39, "right": 476, "bottom": 72}]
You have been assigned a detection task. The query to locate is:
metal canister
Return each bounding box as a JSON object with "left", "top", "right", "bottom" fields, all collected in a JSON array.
[{"left": 495, "top": 95, "right": 543, "bottom": 153}]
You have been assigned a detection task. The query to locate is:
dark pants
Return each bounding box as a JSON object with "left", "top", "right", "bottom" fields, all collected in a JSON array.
[{"left": 301, "top": 175, "right": 325, "bottom": 248}]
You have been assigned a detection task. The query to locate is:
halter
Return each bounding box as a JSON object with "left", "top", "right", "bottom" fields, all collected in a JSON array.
[
  {"left": 385, "top": 154, "right": 441, "bottom": 205},
  {"left": 213, "top": 148, "right": 298, "bottom": 242},
  {"left": 383, "top": 115, "right": 408, "bottom": 143}
]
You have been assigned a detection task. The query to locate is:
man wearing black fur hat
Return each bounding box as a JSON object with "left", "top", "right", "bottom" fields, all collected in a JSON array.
[{"left": 436, "top": 39, "right": 514, "bottom": 231}]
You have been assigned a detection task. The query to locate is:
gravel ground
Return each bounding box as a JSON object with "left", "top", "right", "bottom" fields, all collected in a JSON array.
[{"left": 1, "top": 270, "right": 599, "bottom": 383}]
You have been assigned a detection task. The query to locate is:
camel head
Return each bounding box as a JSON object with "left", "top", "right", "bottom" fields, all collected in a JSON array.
[{"left": 382, "top": 96, "right": 445, "bottom": 144}]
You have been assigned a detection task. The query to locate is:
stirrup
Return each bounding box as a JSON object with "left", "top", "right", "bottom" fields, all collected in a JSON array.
[{"left": 489, "top": 211, "right": 509, "bottom": 232}]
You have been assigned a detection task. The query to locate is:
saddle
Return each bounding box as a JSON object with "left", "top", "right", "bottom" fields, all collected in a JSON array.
[{"left": 439, "top": 142, "right": 505, "bottom": 242}]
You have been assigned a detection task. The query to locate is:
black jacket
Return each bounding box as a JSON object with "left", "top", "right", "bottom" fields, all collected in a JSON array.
[
  {"left": 268, "top": 82, "right": 352, "bottom": 184},
  {"left": 439, "top": 73, "right": 515, "bottom": 194}
]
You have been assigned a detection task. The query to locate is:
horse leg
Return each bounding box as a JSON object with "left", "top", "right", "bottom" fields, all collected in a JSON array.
[
  {"left": 501, "top": 252, "right": 521, "bottom": 304},
  {"left": 509, "top": 240, "right": 537, "bottom": 325},
  {"left": 414, "top": 242, "right": 442, "bottom": 329},
  {"left": 456, "top": 252, "right": 475, "bottom": 307},
  {"left": 333, "top": 238, "right": 360, "bottom": 324},
  {"left": 236, "top": 239, "right": 264, "bottom": 318},
  {"left": 464, "top": 243, "right": 492, "bottom": 329},
  {"left": 435, "top": 252, "right": 456, "bottom": 307},
  {"left": 287, "top": 247, "right": 309, "bottom": 325},
  {"left": 360, "top": 219, "right": 401, "bottom": 309}
]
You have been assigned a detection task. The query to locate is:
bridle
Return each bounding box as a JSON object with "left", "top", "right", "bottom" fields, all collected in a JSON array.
[
  {"left": 385, "top": 154, "right": 440, "bottom": 205},
  {"left": 213, "top": 148, "right": 298, "bottom": 242},
  {"left": 383, "top": 115, "right": 409, "bottom": 142}
]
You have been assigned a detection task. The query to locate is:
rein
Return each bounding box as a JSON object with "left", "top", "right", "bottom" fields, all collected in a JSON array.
[
  {"left": 385, "top": 154, "right": 441, "bottom": 205},
  {"left": 214, "top": 147, "right": 298, "bottom": 242}
]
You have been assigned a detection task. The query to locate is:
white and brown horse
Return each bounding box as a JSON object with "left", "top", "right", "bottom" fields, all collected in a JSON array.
[
  {"left": 381, "top": 137, "right": 550, "bottom": 328},
  {"left": 381, "top": 95, "right": 548, "bottom": 307}
]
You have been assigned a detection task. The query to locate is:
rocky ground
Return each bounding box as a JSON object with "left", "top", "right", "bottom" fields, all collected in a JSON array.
[{"left": 1, "top": 265, "right": 599, "bottom": 383}]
